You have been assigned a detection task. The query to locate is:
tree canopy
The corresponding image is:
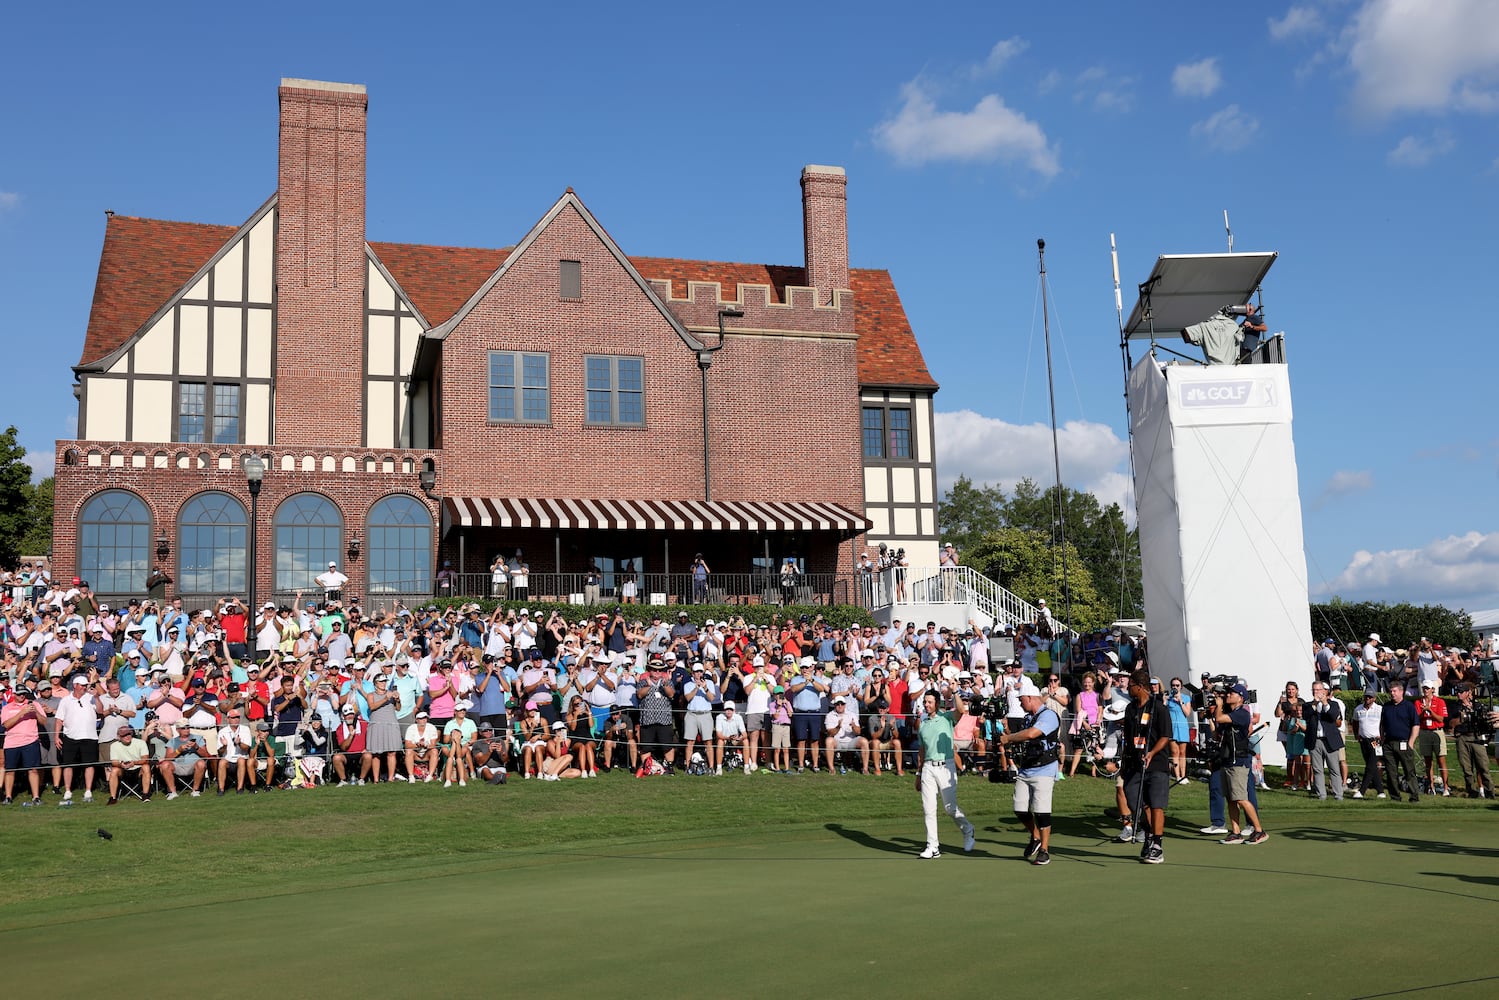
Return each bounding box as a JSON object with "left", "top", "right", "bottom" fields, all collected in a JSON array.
[{"left": 0, "top": 426, "right": 53, "bottom": 568}]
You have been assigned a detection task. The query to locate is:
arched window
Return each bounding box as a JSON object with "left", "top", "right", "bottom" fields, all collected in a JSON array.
[
  {"left": 367, "top": 495, "right": 433, "bottom": 595},
  {"left": 178, "top": 492, "right": 247, "bottom": 595},
  {"left": 274, "top": 493, "right": 342, "bottom": 592},
  {"left": 79, "top": 490, "right": 150, "bottom": 594}
]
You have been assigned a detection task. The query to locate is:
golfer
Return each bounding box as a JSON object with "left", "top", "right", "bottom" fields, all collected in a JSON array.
[
  {"left": 915, "top": 690, "right": 976, "bottom": 859},
  {"left": 995, "top": 678, "right": 1061, "bottom": 866}
]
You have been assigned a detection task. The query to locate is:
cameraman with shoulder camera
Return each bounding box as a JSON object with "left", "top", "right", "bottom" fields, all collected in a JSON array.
[
  {"left": 1119, "top": 668, "right": 1172, "bottom": 864},
  {"left": 1209, "top": 684, "right": 1267, "bottom": 845},
  {"left": 995, "top": 677, "right": 1063, "bottom": 865},
  {"left": 1450, "top": 683, "right": 1493, "bottom": 799}
]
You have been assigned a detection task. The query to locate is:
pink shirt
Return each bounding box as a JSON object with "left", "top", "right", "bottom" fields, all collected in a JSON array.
[
  {"left": 2, "top": 700, "right": 43, "bottom": 747},
  {"left": 428, "top": 674, "right": 455, "bottom": 718}
]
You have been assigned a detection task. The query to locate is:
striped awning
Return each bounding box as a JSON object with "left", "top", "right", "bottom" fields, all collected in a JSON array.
[{"left": 442, "top": 497, "right": 870, "bottom": 534}]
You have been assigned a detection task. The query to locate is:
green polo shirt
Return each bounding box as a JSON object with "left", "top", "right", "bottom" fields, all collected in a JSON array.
[{"left": 919, "top": 710, "right": 960, "bottom": 762}]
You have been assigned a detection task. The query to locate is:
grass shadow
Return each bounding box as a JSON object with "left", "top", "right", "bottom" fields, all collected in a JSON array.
[{"left": 1280, "top": 825, "right": 1499, "bottom": 859}]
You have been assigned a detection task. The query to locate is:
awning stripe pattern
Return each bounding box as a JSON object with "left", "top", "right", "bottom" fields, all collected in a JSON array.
[{"left": 442, "top": 497, "right": 870, "bottom": 533}]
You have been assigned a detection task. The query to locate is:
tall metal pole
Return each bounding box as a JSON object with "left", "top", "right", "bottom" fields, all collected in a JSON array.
[{"left": 1038, "top": 239, "right": 1071, "bottom": 630}]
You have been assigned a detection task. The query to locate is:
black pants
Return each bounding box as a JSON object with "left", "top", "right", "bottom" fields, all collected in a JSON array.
[
  {"left": 1380, "top": 739, "right": 1420, "bottom": 799},
  {"left": 1357, "top": 738, "right": 1385, "bottom": 793},
  {"left": 639, "top": 722, "right": 677, "bottom": 763}
]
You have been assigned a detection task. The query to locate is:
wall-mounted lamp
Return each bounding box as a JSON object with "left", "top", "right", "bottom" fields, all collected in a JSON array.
[
  {"left": 419, "top": 462, "right": 437, "bottom": 499},
  {"left": 156, "top": 534, "right": 170, "bottom": 558},
  {"left": 348, "top": 535, "right": 362, "bottom": 560}
]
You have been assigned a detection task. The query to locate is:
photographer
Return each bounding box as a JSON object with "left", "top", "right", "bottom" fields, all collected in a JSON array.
[
  {"left": 1118, "top": 668, "right": 1172, "bottom": 864},
  {"left": 1450, "top": 684, "right": 1493, "bottom": 799},
  {"left": 1209, "top": 684, "right": 1267, "bottom": 844},
  {"left": 599, "top": 708, "right": 637, "bottom": 772},
  {"left": 995, "top": 678, "right": 1061, "bottom": 865}
]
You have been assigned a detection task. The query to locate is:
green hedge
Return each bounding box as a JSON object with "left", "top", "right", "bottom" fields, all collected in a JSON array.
[{"left": 421, "top": 597, "right": 878, "bottom": 631}]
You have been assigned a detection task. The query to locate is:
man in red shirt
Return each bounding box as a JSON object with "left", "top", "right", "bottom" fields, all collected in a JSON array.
[
  {"left": 242, "top": 666, "right": 272, "bottom": 724},
  {"left": 218, "top": 599, "right": 249, "bottom": 661},
  {"left": 333, "top": 705, "right": 372, "bottom": 785},
  {"left": 1414, "top": 683, "right": 1450, "bottom": 796}
]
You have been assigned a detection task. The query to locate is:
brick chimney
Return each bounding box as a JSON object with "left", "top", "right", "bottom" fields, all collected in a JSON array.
[
  {"left": 274, "top": 78, "right": 368, "bottom": 446},
  {"left": 801, "top": 164, "right": 849, "bottom": 307}
]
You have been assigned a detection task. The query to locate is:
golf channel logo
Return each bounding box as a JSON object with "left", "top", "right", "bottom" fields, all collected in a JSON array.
[{"left": 1180, "top": 378, "right": 1276, "bottom": 408}]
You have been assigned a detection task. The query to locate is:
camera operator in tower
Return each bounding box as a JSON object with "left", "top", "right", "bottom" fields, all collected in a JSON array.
[
  {"left": 1119, "top": 668, "right": 1172, "bottom": 864},
  {"left": 1210, "top": 683, "right": 1268, "bottom": 845},
  {"left": 995, "top": 677, "right": 1062, "bottom": 866}
]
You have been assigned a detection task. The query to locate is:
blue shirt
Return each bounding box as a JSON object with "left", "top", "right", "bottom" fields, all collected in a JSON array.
[{"left": 1018, "top": 707, "right": 1061, "bottom": 779}]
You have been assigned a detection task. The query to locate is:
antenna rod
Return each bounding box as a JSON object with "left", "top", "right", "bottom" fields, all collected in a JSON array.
[
  {"left": 1038, "top": 238, "right": 1071, "bottom": 632},
  {"left": 1224, "top": 209, "right": 1233, "bottom": 254},
  {"left": 1110, "top": 233, "right": 1123, "bottom": 328}
]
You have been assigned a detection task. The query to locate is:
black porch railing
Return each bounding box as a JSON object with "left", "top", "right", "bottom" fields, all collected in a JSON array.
[{"left": 426, "top": 572, "right": 863, "bottom": 607}]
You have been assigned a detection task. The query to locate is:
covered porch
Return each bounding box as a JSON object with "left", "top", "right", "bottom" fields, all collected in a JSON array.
[{"left": 437, "top": 496, "right": 870, "bottom": 606}]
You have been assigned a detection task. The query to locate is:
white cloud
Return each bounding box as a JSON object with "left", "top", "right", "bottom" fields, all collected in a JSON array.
[
  {"left": 1346, "top": 0, "right": 1499, "bottom": 116},
  {"left": 935, "top": 409, "right": 1131, "bottom": 511},
  {"left": 1269, "top": 6, "right": 1324, "bottom": 41},
  {"left": 1320, "top": 530, "right": 1499, "bottom": 604},
  {"left": 1172, "top": 58, "right": 1222, "bottom": 98},
  {"left": 1190, "top": 104, "right": 1260, "bottom": 151},
  {"left": 1036, "top": 69, "right": 1062, "bottom": 95},
  {"left": 23, "top": 450, "right": 52, "bottom": 483},
  {"left": 1073, "top": 65, "right": 1135, "bottom": 112},
  {"left": 1387, "top": 129, "right": 1457, "bottom": 166},
  {"left": 973, "top": 37, "right": 1028, "bottom": 77},
  {"left": 0, "top": 191, "right": 19, "bottom": 212},
  {"left": 1312, "top": 469, "right": 1373, "bottom": 508},
  {"left": 874, "top": 80, "right": 1061, "bottom": 176}
]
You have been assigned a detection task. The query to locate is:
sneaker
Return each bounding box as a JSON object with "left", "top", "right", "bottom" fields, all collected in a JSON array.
[
  {"left": 1244, "top": 829, "right": 1269, "bottom": 845},
  {"left": 1175, "top": 777, "right": 1191, "bottom": 786},
  {"left": 444, "top": 780, "right": 453, "bottom": 788},
  {"left": 963, "top": 827, "right": 975, "bottom": 853},
  {"left": 424, "top": 775, "right": 434, "bottom": 783},
  {"left": 1220, "top": 832, "right": 1246, "bottom": 845},
  {"left": 1118, "top": 824, "right": 1134, "bottom": 843},
  {"left": 1376, "top": 792, "right": 1387, "bottom": 799},
  {"left": 1351, "top": 790, "right": 1363, "bottom": 799},
  {"left": 166, "top": 792, "right": 179, "bottom": 801},
  {"left": 838, "top": 766, "right": 847, "bottom": 775},
  {"left": 918, "top": 845, "right": 941, "bottom": 859},
  {"left": 191, "top": 790, "right": 201, "bottom": 797},
  {"left": 83, "top": 792, "right": 94, "bottom": 803},
  {"left": 23, "top": 798, "right": 40, "bottom": 807},
  {"left": 140, "top": 796, "right": 152, "bottom": 803},
  {"left": 1031, "top": 848, "right": 1051, "bottom": 866},
  {"left": 338, "top": 780, "right": 350, "bottom": 787},
  {"left": 1441, "top": 788, "right": 1451, "bottom": 797},
  {"left": 1023, "top": 838, "right": 1041, "bottom": 861},
  {"left": 797, "top": 766, "right": 805, "bottom": 774},
  {"left": 107, "top": 797, "right": 118, "bottom": 806},
  {"left": 459, "top": 780, "right": 467, "bottom": 788},
  {"left": 1135, "top": 827, "right": 1148, "bottom": 843},
  {"left": 391, "top": 774, "right": 406, "bottom": 783},
  {"left": 715, "top": 767, "right": 723, "bottom": 776},
  {"left": 523, "top": 773, "right": 531, "bottom": 780},
  {"left": 1, "top": 797, "right": 10, "bottom": 806},
  {"left": 63, "top": 790, "right": 73, "bottom": 802},
  {"left": 1142, "top": 844, "right": 1165, "bottom": 865},
  {"left": 1200, "top": 825, "right": 1228, "bottom": 835}
]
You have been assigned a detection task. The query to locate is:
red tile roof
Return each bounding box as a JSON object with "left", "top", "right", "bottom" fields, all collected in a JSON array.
[
  {"left": 79, "top": 216, "right": 239, "bottom": 367},
  {"left": 80, "top": 217, "right": 937, "bottom": 389}
]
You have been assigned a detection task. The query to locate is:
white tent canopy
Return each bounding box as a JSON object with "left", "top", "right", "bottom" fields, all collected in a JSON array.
[{"left": 1125, "top": 252, "right": 1277, "bottom": 339}]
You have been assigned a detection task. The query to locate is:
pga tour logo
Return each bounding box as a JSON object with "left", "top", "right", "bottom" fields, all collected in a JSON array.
[{"left": 1180, "top": 380, "right": 1275, "bottom": 407}]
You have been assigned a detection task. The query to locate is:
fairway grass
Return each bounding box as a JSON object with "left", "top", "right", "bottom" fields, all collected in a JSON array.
[{"left": 3, "top": 775, "right": 1496, "bottom": 999}]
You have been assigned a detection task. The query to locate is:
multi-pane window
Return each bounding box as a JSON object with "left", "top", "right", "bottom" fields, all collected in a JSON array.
[
  {"left": 367, "top": 495, "right": 433, "bottom": 596},
  {"left": 862, "top": 405, "right": 914, "bottom": 460},
  {"left": 585, "top": 355, "right": 644, "bottom": 426},
  {"left": 79, "top": 490, "right": 150, "bottom": 595},
  {"left": 178, "top": 492, "right": 247, "bottom": 595},
  {"left": 178, "top": 382, "right": 242, "bottom": 443},
  {"left": 488, "top": 351, "right": 550, "bottom": 423},
  {"left": 274, "top": 493, "right": 343, "bottom": 591}
]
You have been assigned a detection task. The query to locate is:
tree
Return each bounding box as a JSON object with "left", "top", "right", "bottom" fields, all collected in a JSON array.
[
  {"left": 1309, "top": 600, "right": 1474, "bottom": 650},
  {"left": 964, "top": 527, "right": 1113, "bottom": 632},
  {"left": 935, "top": 475, "right": 1006, "bottom": 554},
  {"left": 20, "top": 476, "right": 54, "bottom": 556},
  {"left": 0, "top": 426, "right": 36, "bottom": 569}
]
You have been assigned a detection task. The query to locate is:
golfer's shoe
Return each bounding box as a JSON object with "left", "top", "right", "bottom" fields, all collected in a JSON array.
[
  {"left": 1117, "top": 823, "right": 1134, "bottom": 843},
  {"left": 918, "top": 845, "right": 942, "bottom": 859},
  {"left": 1031, "top": 848, "right": 1051, "bottom": 866},
  {"left": 1199, "top": 825, "right": 1228, "bottom": 835},
  {"left": 1141, "top": 843, "right": 1164, "bottom": 864},
  {"left": 1023, "top": 838, "right": 1041, "bottom": 861},
  {"left": 962, "top": 827, "right": 975, "bottom": 853}
]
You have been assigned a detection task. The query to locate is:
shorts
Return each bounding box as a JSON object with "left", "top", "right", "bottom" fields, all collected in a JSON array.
[
  {"left": 60, "top": 736, "right": 99, "bottom": 769},
  {"left": 771, "top": 724, "right": 791, "bottom": 750},
  {"left": 834, "top": 736, "right": 862, "bottom": 752},
  {"left": 792, "top": 711, "right": 824, "bottom": 743},
  {"left": 744, "top": 712, "right": 767, "bottom": 733},
  {"left": 173, "top": 757, "right": 202, "bottom": 778},
  {"left": 4, "top": 742, "right": 42, "bottom": 771},
  {"left": 684, "top": 712, "right": 714, "bottom": 741},
  {"left": 1222, "top": 764, "right": 1251, "bottom": 801},
  {"left": 953, "top": 738, "right": 974, "bottom": 752},
  {"left": 1123, "top": 770, "right": 1171, "bottom": 810},
  {"left": 1170, "top": 721, "right": 1190, "bottom": 743},
  {"left": 1417, "top": 729, "right": 1445, "bottom": 758},
  {"left": 1012, "top": 773, "right": 1055, "bottom": 814}
]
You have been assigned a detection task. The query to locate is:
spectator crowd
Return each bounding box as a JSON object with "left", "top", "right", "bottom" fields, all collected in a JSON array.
[{"left": 2, "top": 561, "right": 1494, "bottom": 809}]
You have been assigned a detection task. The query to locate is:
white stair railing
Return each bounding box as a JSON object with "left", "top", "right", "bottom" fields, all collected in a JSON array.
[{"left": 868, "top": 565, "right": 1074, "bottom": 636}]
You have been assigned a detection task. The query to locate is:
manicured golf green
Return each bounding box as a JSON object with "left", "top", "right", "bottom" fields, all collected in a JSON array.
[{"left": 3, "top": 774, "right": 1496, "bottom": 998}]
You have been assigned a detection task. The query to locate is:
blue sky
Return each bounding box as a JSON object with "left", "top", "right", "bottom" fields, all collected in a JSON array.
[{"left": 2, "top": 1, "right": 1496, "bottom": 612}]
